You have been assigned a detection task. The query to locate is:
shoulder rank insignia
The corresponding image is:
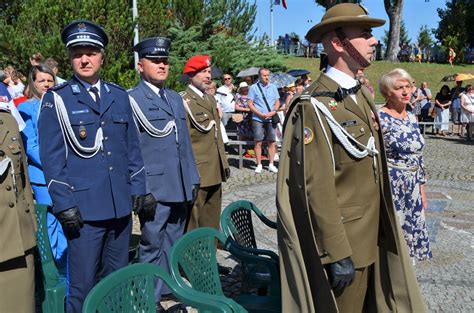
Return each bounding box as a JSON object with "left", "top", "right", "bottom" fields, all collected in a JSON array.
[
  {"left": 303, "top": 126, "right": 314, "bottom": 145},
  {"left": 328, "top": 100, "right": 338, "bottom": 111},
  {"left": 71, "top": 84, "right": 81, "bottom": 94}
]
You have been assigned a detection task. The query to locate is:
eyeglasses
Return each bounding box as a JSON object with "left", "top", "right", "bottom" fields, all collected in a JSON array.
[{"left": 224, "top": 77, "right": 232, "bottom": 81}]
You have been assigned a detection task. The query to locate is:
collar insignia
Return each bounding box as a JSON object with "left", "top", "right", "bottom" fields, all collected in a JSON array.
[{"left": 71, "top": 84, "right": 81, "bottom": 94}]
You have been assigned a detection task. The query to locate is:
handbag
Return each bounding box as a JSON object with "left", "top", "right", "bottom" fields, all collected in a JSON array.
[
  {"left": 231, "top": 113, "right": 244, "bottom": 123},
  {"left": 257, "top": 83, "right": 280, "bottom": 127}
]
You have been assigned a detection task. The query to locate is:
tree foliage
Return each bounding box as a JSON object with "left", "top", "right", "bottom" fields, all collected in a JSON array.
[
  {"left": 0, "top": 0, "right": 275, "bottom": 91},
  {"left": 417, "top": 25, "right": 433, "bottom": 51},
  {"left": 314, "top": 0, "right": 360, "bottom": 9},
  {"left": 434, "top": 0, "right": 473, "bottom": 61}
]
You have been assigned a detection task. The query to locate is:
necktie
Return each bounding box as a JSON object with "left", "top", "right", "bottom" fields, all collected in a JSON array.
[
  {"left": 89, "top": 86, "right": 100, "bottom": 108},
  {"left": 159, "top": 88, "right": 170, "bottom": 108}
]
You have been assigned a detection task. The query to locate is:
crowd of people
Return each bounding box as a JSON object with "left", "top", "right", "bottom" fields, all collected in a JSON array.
[
  {"left": 2, "top": 3, "right": 472, "bottom": 313},
  {"left": 407, "top": 80, "right": 474, "bottom": 138}
]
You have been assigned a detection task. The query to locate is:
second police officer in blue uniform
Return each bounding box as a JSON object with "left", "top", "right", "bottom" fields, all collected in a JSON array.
[
  {"left": 38, "top": 20, "right": 152, "bottom": 313},
  {"left": 129, "top": 37, "right": 200, "bottom": 313}
]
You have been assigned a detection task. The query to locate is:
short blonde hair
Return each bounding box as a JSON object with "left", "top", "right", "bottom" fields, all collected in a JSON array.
[{"left": 379, "top": 68, "right": 413, "bottom": 98}]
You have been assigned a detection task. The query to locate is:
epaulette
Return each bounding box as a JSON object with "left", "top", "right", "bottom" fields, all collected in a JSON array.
[
  {"left": 51, "top": 81, "right": 69, "bottom": 91},
  {"left": 104, "top": 81, "right": 126, "bottom": 91}
]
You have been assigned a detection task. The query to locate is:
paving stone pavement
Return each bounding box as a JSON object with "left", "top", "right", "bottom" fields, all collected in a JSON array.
[{"left": 215, "top": 135, "right": 474, "bottom": 312}]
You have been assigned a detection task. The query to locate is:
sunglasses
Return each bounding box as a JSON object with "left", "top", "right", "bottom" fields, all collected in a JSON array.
[{"left": 224, "top": 77, "right": 232, "bottom": 81}]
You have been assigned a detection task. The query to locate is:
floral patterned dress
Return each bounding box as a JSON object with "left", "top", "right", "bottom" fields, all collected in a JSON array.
[{"left": 379, "top": 110, "right": 432, "bottom": 261}]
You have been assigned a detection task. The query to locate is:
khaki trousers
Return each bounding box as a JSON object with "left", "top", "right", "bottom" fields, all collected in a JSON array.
[
  {"left": 0, "top": 252, "right": 35, "bottom": 313},
  {"left": 186, "top": 184, "right": 222, "bottom": 232},
  {"left": 335, "top": 265, "right": 371, "bottom": 313}
]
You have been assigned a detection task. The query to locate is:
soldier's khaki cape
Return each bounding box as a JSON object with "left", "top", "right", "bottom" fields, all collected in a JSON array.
[{"left": 277, "top": 74, "right": 426, "bottom": 312}]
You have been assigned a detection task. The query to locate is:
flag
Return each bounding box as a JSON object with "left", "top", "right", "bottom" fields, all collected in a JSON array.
[{"left": 274, "top": 0, "right": 287, "bottom": 9}]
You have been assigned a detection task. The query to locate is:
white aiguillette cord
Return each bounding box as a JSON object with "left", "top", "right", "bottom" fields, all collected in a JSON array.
[
  {"left": 52, "top": 91, "right": 103, "bottom": 159},
  {"left": 310, "top": 96, "right": 379, "bottom": 174},
  {"left": 128, "top": 96, "right": 178, "bottom": 142},
  {"left": 182, "top": 97, "right": 217, "bottom": 138}
]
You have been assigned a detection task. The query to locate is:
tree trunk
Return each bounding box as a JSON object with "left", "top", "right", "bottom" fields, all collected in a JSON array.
[{"left": 384, "top": 0, "right": 404, "bottom": 62}]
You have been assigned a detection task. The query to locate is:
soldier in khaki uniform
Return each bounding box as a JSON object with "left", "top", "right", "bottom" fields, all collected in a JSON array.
[
  {"left": 0, "top": 107, "right": 37, "bottom": 313},
  {"left": 277, "top": 4, "right": 426, "bottom": 312},
  {"left": 181, "top": 55, "right": 230, "bottom": 232}
]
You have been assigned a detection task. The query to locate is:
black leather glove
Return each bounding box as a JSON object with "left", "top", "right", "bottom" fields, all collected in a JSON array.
[
  {"left": 328, "top": 257, "right": 355, "bottom": 294},
  {"left": 55, "top": 207, "right": 83, "bottom": 240},
  {"left": 191, "top": 184, "right": 200, "bottom": 204},
  {"left": 132, "top": 194, "right": 156, "bottom": 222},
  {"left": 224, "top": 168, "right": 231, "bottom": 180}
]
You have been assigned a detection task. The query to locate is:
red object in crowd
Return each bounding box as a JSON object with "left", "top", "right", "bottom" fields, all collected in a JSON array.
[
  {"left": 182, "top": 55, "right": 211, "bottom": 74},
  {"left": 13, "top": 96, "right": 28, "bottom": 107}
]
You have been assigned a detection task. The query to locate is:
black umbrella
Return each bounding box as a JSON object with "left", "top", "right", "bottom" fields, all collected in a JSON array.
[{"left": 287, "top": 69, "right": 311, "bottom": 77}]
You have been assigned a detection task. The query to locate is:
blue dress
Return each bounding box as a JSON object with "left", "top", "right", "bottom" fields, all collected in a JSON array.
[
  {"left": 18, "top": 98, "right": 67, "bottom": 266},
  {"left": 379, "top": 110, "right": 432, "bottom": 261}
]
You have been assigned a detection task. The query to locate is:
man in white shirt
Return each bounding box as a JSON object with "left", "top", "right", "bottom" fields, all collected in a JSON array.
[{"left": 216, "top": 73, "right": 235, "bottom": 126}]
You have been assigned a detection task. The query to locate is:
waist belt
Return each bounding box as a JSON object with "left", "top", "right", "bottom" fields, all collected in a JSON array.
[{"left": 387, "top": 162, "right": 418, "bottom": 172}]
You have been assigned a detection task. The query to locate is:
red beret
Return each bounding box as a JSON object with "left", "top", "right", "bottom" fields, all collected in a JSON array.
[{"left": 183, "top": 55, "right": 212, "bottom": 74}]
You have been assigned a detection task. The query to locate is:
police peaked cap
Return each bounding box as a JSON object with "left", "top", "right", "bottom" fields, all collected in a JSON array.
[
  {"left": 134, "top": 37, "right": 171, "bottom": 59},
  {"left": 306, "top": 3, "right": 385, "bottom": 43},
  {"left": 61, "top": 20, "right": 109, "bottom": 49}
]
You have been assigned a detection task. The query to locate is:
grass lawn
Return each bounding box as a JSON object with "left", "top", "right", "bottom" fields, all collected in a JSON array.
[{"left": 283, "top": 56, "right": 474, "bottom": 103}]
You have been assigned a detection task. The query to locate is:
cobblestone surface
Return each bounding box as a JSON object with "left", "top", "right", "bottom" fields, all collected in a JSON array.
[{"left": 141, "top": 136, "right": 474, "bottom": 312}]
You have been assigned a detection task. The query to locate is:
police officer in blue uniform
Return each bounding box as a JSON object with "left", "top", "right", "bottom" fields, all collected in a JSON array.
[
  {"left": 129, "top": 37, "right": 200, "bottom": 313},
  {"left": 37, "top": 20, "right": 150, "bottom": 313}
]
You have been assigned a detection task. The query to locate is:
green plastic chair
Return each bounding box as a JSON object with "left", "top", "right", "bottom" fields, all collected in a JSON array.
[
  {"left": 82, "top": 263, "right": 231, "bottom": 313},
  {"left": 35, "top": 204, "right": 67, "bottom": 313},
  {"left": 170, "top": 227, "right": 281, "bottom": 313},
  {"left": 220, "top": 200, "right": 280, "bottom": 296}
]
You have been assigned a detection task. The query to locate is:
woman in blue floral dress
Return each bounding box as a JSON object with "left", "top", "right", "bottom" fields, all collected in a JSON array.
[{"left": 378, "top": 68, "right": 432, "bottom": 261}]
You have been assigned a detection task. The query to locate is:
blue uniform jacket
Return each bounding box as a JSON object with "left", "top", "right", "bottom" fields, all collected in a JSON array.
[
  {"left": 18, "top": 98, "right": 47, "bottom": 184},
  {"left": 38, "top": 77, "right": 146, "bottom": 221},
  {"left": 129, "top": 81, "right": 200, "bottom": 203}
]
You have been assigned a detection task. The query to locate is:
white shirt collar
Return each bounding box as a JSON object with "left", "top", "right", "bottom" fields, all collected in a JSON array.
[
  {"left": 325, "top": 66, "right": 358, "bottom": 89},
  {"left": 188, "top": 84, "right": 204, "bottom": 98},
  {"left": 143, "top": 80, "right": 161, "bottom": 96},
  {"left": 75, "top": 76, "right": 101, "bottom": 93}
]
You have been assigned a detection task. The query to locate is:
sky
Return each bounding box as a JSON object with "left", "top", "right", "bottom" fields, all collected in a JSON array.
[{"left": 252, "top": 0, "right": 447, "bottom": 45}]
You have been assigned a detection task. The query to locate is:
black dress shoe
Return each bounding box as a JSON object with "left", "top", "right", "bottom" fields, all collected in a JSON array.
[
  {"left": 156, "top": 302, "right": 166, "bottom": 313},
  {"left": 218, "top": 264, "right": 231, "bottom": 275},
  {"left": 167, "top": 303, "right": 188, "bottom": 313},
  {"left": 161, "top": 293, "right": 179, "bottom": 302}
]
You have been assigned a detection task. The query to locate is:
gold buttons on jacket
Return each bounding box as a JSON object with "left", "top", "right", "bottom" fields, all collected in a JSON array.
[
  {"left": 8, "top": 202, "right": 14, "bottom": 208},
  {"left": 6, "top": 185, "right": 11, "bottom": 191}
]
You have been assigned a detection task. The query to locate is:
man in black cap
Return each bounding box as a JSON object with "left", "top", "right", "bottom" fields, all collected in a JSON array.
[
  {"left": 277, "top": 3, "right": 425, "bottom": 312},
  {"left": 128, "top": 37, "right": 199, "bottom": 312},
  {"left": 38, "top": 20, "right": 150, "bottom": 313}
]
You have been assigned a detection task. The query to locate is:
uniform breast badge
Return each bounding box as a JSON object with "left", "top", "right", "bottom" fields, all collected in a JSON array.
[
  {"left": 328, "top": 100, "right": 338, "bottom": 110},
  {"left": 304, "top": 126, "right": 314, "bottom": 145},
  {"left": 79, "top": 125, "right": 87, "bottom": 139}
]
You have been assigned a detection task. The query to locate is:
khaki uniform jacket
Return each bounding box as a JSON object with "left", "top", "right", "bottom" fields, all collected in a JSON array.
[
  {"left": 277, "top": 74, "right": 426, "bottom": 312},
  {"left": 0, "top": 111, "right": 36, "bottom": 263},
  {"left": 182, "top": 86, "right": 229, "bottom": 187}
]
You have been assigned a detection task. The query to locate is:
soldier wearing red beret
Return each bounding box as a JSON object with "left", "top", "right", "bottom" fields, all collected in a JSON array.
[{"left": 181, "top": 56, "right": 230, "bottom": 237}]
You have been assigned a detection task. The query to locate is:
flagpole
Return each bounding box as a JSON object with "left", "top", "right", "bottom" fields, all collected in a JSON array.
[
  {"left": 132, "top": 0, "right": 139, "bottom": 70},
  {"left": 270, "top": 0, "right": 274, "bottom": 48}
]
